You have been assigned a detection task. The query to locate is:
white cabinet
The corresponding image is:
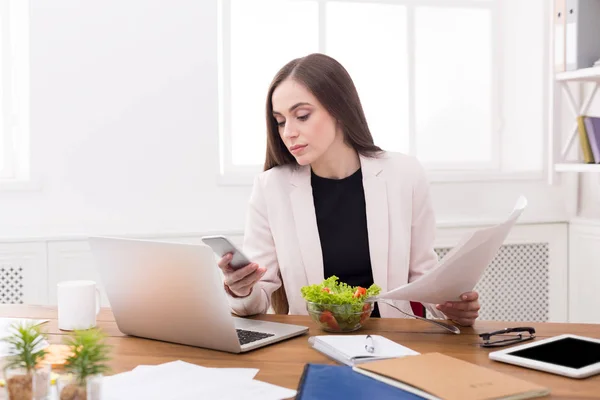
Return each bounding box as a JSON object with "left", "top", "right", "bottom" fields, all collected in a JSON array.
[
  {"left": 568, "top": 220, "right": 600, "bottom": 323},
  {"left": 0, "top": 228, "right": 572, "bottom": 322},
  {"left": 0, "top": 243, "right": 47, "bottom": 305},
  {"left": 436, "top": 223, "right": 568, "bottom": 323},
  {"left": 47, "top": 240, "right": 110, "bottom": 307}
]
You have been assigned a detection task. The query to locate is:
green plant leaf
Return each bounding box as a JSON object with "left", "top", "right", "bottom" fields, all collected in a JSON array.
[
  {"left": 63, "top": 328, "right": 112, "bottom": 386},
  {"left": 1, "top": 321, "right": 48, "bottom": 373}
]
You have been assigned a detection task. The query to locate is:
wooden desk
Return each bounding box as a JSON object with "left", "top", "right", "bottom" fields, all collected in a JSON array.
[{"left": 1, "top": 305, "right": 599, "bottom": 399}]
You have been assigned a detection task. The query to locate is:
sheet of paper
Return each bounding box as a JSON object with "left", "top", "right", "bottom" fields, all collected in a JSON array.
[
  {"left": 131, "top": 360, "right": 258, "bottom": 380},
  {"left": 376, "top": 196, "right": 527, "bottom": 305},
  {"left": 102, "top": 360, "right": 291, "bottom": 400},
  {"left": 0, "top": 318, "right": 49, "bottom": 338},
  {"left": 0, "top": 318, "right": 50, "bottom": 357},
  {"left": 181, "top": 379, "right": 297, "bottom": 400}
]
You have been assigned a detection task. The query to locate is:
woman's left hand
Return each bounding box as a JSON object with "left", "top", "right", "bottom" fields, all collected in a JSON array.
[{"left": 436, "top": 291, "right": 480, "bottom": 327}]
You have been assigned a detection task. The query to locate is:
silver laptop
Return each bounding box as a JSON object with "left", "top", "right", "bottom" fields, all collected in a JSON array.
[{"left": 88, "top": 236, "right": 308, "bottom": 353}]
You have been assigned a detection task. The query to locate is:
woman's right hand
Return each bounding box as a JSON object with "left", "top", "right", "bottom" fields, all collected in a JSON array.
[{"left": 218, "top": 253, "right": 267, "bottom": 297}]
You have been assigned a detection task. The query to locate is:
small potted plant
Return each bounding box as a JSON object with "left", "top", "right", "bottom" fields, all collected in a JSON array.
[
  {"left": 2, "top": 321, "right": 51, "bottom": 400},
  {"left": 58, "top": 328, "right": 111, "bottom": 400}
]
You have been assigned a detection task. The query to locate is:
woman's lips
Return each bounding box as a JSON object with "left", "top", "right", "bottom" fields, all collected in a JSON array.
[{"left": 290, "top": 144, "right": 307, "bottom": 154}]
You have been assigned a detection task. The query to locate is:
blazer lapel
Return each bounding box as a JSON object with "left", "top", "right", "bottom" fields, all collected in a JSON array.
[
  {"left": 360, "top": 155, "right": 389, "bottom": 293},
  {"left": 289, "top": 166, "right": 325, "bottom": 285}
]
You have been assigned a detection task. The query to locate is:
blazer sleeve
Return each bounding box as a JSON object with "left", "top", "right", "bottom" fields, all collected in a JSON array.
[
  {"left": 406, "top": 160, "right": 446, "bottom": 319},
  {"left": 226, "top": 174, "right": 282, "bottom": 316}
]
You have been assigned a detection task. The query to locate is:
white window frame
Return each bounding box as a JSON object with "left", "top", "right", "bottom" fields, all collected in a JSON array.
[
  {"left": 218, "top": 0, "right": 547, "bottom": 185},
  {"left": 0, "top": 0, "right": 32, "bottom": 189}
]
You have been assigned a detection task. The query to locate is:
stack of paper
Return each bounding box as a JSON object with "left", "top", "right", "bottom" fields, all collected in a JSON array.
[{"left": 102, "top": 360, "right": 296, "bottom": 400}]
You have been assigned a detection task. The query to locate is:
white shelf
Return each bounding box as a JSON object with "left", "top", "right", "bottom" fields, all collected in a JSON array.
[
  {"left": 555, "top": 163, "right": 600, "bottom": 172},
  {"left": 556, "top": 66, "right": 600, "bottom": 82}
]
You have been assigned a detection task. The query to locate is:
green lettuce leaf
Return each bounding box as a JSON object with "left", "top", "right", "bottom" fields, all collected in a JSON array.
[
  {"left": 300, "top": 275, "right": 381, "bottom": 305},
  {"left": 301, "top": 276, "right": 382, "bottom": 331}
]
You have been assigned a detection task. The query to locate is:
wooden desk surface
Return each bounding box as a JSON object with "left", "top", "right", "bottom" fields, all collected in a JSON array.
[{"left": 1, "top": 305, "right": 599, "bottom": 399}]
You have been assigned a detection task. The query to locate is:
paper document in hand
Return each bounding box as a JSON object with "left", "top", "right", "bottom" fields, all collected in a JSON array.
[{"left": 376, "top": 196, "right": 527, "bottom": 305}]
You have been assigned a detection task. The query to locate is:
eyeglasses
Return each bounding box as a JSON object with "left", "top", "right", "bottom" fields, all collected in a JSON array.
[{"left": 479, "top": 327, "right": 536, "bottom": 348}]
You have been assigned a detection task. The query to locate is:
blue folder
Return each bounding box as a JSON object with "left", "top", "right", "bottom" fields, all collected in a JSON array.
[{"left": 296, "top": 363, "right": 427, "bottom": 400}]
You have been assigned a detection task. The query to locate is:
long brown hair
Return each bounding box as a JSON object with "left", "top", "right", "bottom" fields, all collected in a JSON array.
[{"left": 264, "top": 53, "right": 382, "bottom": 314}]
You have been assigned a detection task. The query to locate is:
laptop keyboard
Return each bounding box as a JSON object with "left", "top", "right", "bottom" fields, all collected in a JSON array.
[{"left": 236, "top": 329, "right": 275, "bottom": 345}]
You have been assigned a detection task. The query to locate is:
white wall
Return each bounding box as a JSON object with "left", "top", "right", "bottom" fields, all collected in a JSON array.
[{"left": 0, "top": 0, "right": 568, "bottom": 241}]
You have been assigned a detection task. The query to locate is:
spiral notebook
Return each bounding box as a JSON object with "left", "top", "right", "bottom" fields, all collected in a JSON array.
[{"left": 308, "top": 334, "right": 419, "bottom": 366}]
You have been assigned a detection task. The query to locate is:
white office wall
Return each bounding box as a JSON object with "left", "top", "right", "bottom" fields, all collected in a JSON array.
[{"left": 0, "top": 0, "right": 567, "bottom": 241}]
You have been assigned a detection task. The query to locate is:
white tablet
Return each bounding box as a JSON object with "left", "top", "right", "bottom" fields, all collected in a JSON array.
[{"left": 489, "top": 334, "right": 600, "bottom": 379}]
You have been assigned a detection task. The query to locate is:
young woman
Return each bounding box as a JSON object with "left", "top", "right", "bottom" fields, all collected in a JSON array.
[{"left": 218, "top": 53, "right": 480, "bottom": 326}]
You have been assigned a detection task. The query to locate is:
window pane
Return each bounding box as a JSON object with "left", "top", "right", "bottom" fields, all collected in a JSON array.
[
  {"left": 501, "top": 0, "right": 543, "bottom": 172},
  {"left": 326, "top": 2, "right": 409, "bottom": 153},
  {"left": 415, "top": 7, "right": 492, "bottom": 164},
  {"left": 229, "top": 0, "right": 318, "bottom": 166}
]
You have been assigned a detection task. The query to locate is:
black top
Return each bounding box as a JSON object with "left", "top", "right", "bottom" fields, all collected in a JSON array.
[{"left": 311, "top": 167, "right": 380, "bottom": 318}]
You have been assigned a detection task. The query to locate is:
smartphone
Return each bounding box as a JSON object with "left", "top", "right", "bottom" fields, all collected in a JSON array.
[{"left": 201, "top": 235, "right": 252, "bottom": 269}]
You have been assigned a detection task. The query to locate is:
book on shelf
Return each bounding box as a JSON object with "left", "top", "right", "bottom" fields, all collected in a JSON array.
[
  {"left": 577, "top": 115, "right": 595, "bottom": 163},
  {"left": 564, "top": 0, "right": 600, "bottom": 71},
  {"left": 583, "top": 116, "right": 600, "bottom": 163},
  {"left": 554, "top": 0, "right": 566, "bottom": 72}
]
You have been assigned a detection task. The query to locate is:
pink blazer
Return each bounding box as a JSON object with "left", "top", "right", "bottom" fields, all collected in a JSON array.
[{"left": 227, "top": 152, "right": 442, "bottom": 318}]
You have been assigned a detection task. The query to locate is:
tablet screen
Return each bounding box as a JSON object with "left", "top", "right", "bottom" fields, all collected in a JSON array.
[{"left": 506, "top": 337, "right": 600, "bottom": 369}]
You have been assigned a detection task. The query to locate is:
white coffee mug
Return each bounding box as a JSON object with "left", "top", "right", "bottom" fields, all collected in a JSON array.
[{"left": 57, "top": 280, "right": 101, "bottom": 331}]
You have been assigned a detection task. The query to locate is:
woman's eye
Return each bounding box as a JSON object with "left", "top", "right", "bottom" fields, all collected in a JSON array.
[
  {"left": 277, "top": 121, "right": 285, "bottom": 127},
  {"left": 298, "top": 114, "right": 310, "bottom": 121}
]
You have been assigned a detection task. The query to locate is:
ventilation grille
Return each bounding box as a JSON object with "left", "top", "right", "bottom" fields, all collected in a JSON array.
[
  {"left": 0, "top": 265, "right": 24, "bottom": 304},
  {"left": 435, "top": 243, "right": 549, "bottom": 322}
]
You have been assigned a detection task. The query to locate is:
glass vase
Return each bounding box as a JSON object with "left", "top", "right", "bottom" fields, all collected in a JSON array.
[
  {"left": 86, "top": 374, "right": 103, "bottom": 400},
  {"left": 56, "top": 374, "right": 86, "bottom": 400},
  {"left": 32, "top": 363, "right": 52, "bottom": 400},
  {"left": 56, "top": 373, "right": 103, "bottom": 400},
  {"left": 4, "top": 363, "right": 52, "bottom": 400},
  {"left": 4, "top": 366, "right": 31, "bottom": 400}
]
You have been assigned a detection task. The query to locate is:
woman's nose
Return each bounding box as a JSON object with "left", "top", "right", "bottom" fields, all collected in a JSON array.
[{"left": 283, "top": 122, "right": 298, "bottom": 138}]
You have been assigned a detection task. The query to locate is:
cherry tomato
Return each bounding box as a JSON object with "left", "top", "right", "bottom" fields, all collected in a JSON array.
[
  {"left": 353, "top": 287, "right": 367, "bottom": 298},
  {"left": 319, "top": 310, "right": 340, "bottom": 330}
]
